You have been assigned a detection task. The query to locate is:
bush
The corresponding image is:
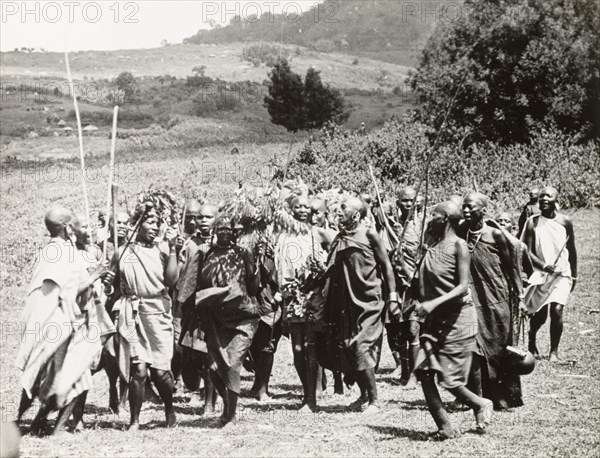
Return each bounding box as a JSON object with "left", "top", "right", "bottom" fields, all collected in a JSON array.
[{"left": 286, "top": 118, "right": 600, "bottom": 210}]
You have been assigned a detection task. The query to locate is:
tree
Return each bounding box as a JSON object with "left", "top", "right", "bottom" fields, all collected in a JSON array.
[
  {"left": 264, "top": 58, "right": 306, "bottom": 132},
  {"left": 409, "top": 0, "right": 600, "bottom": 144},
  {"left": 303, "top": 67, "right": 349, "bottom": 129},
  {"left": 114, "top": 71, "right": 138, "bottom": 104},
  {"left": 264, "top": 58, "right": 350, "bottom": 132}
]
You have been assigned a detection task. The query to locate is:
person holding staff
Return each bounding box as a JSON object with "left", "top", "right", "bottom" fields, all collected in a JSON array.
[
  {"left": 415, "top": 201, "right": 492, "bottom": 439},
  {"left": 110, "top": 203, "right": 180, "bottom": 431}
]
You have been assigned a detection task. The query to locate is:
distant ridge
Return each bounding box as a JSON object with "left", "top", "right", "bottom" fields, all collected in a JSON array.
[{"left": 183, "top": 0, "right": 455, "bottom": 66}]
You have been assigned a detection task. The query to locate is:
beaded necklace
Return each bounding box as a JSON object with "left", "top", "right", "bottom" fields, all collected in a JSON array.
[{"left": 466, "top": 227, "right": 484, "bottom": 253}]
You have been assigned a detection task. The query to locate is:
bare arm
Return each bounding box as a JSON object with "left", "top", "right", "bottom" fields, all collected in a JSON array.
[
  {"left": 366, "top": 228, "right": 396, "bottom": 295},
  {"left": 562, "top": 215, "right": 577, "bottom": 290},
  {"left": 164, "top": 247, "right": 180, "bottom": 288}
]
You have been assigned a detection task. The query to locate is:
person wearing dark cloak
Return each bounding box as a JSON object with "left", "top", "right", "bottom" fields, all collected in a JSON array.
[
  {"left": 460, "top": 193, "right": 524, "bottom": 411},
  {"left": 197, "top": 215, "right": 260, "bottom": 426},
  {"left": 320, "top": 197, "right": 399, "bottom": 413},
  {"left": 176, "top": 202, "right": 219, "bottom": 413}
]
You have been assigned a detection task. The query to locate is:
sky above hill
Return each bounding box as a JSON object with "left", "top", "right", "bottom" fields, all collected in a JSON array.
[{"left": 1, "top": 0, "right": 323, "bottom": 52}]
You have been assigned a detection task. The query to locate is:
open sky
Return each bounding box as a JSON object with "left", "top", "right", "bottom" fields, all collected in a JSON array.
[{"left": 0, "top": 0, "right": 322, "bottom": 52}]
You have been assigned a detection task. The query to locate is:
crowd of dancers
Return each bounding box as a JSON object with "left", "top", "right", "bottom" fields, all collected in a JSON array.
[{"left": 14, "top": 182, "right": 577, "bottom": 440}]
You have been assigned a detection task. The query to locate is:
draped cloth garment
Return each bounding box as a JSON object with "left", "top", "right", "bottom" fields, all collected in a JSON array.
[
  {"left": 197, "top": 245, "right": 259, "bottom": 393},
  {"left": 318, "top": 228, "right": 385, "bottom": 372},
  {"left": 115, "top": 243, "right": 173, "bottom": 382}
]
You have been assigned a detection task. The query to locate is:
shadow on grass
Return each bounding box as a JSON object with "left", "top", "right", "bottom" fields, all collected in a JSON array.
[{"left": 367, "top": 424, "right": 431, "bottom": 442}]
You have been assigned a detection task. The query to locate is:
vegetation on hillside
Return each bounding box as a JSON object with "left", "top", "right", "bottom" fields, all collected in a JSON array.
[
  {"left": 183, "top": 0, "right": 443, "bottom": 66},
  {"left": 285, "top": 118, "right": 600, "bottom": 210},
  {"left": 409, "top": 0, "right": 600, "bottom": 144}
]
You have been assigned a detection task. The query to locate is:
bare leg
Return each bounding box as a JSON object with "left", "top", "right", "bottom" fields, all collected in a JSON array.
[
  {"left": 403, "top": 321, "right": 420, "bottom": 388},
  {"left": 529, "top": 305, "right": 548, "bottom": 358},
  {"left": 149, "top": 368, "right": 176, "bottom": 427},
  {"left": 361, "top": 369, "right": 380, "bottom": 413},
  {"left": 549, "top": 303, "right": 564, "bottom": 362},
  {"left": 72, "top": 392, "right": 87, "bottom": 432},
  {"left": 420, "top": 371, "right": 458, "bottom": 438},
  {"left": 54, "top": 398, "right": 77, "bottom": 434},
  {"left": 333, "top": 371, "right": 344, "bottom": 395},
  {"left": 303, "top": 331, "right": 319, "bottom": 411},
  {"left": 210, "top": 370, "right": 229, "bottom": 423},
  {"left": 17, "top": 390, "right": 34, "bottom": 422},
  {"left": 29, "top": 403, "right": 52, "bottom": 436},
  {"left": 449, "top": 386, "right": 493, "bottom": 431},
  {"left": 255, "top": 350, "right": 274, "bottom": 401},
  {"left": 467, "top": 354, "right": 483, "bottom": 398},
  {"left": 128, "top": 362, "right": 146, "bottom": 431},
  {"left": 291, "top": 326, "right": 308, "bottom": 402},
  {"left": 386, "top": 323, "right": 403, "bottom": 378}
]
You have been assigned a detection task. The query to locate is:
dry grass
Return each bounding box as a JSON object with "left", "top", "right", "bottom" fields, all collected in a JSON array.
[{"left": 0, "top": 147, "right": 598, "bottom": 457}]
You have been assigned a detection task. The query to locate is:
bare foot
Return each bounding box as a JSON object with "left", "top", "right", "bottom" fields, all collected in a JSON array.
[
  {"left": 549, "top": 352, "right": 559, "bottom": 363},
  {"left": 166, "top": 411, "right": 177, "bottom": 428},
  {"left": 429, "top": 427, "right": 460, "bottom": 441},
  {"left": 297, "top": 403, "right": 317, "bottom": 414},
  {"left": 390, "top": 367, "right": 403, "bottom": 378},
  {"left": 73, "top": 421, "right": 86, "bottom": 433},
  {"left": 348, "top": 395, "right": 369, "bottom": 412},
  {"left": 127, "top": 423, "right": 140, "bottom": 433},
  {"left": 475, "top": 399, "right": 493, "bottom": 432},
  {"left": 401, "top": 375, "right": 418, "bottom": 390},
  {"left": 257, "top": 393, "right": 272, "bottom": 403},
  {"left": 529, "top": 343, "right": 540, "bottom": 359},
  {"left": 362, "top": 404, "right": 380, "bottom": 415}
]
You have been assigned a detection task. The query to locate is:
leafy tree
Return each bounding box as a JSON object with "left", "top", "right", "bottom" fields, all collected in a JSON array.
[
  {"left": 264, "top": 59, "right": 349, "bottom": 132},
  {"left": 303, "top": 67, "right": 349, "bottom": 129},
  {"left": 114, "top": 71, "right": 139, "bottom": 104},
  {"left": 409, "top": 0, "right": 600, "bottom": 144},
  {"left": 264, "top": 58, "right": 306, "bottom": 132}
]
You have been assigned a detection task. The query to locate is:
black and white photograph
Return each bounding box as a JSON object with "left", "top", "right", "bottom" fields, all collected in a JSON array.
[{"left": 0, "top": 0, "right": 598, "bottom": 456}]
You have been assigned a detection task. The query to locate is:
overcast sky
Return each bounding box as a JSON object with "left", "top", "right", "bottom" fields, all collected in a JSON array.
[{"left": 1, "top": 1, "right": 322, "bottom": 52}]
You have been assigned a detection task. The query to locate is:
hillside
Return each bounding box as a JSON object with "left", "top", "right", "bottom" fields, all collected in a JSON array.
[
  {"left": 0, "top": 43, "right": 411, "bottom": 91},
  {"left": 183, "top": 0, "right": 453, "bottom": 66}
]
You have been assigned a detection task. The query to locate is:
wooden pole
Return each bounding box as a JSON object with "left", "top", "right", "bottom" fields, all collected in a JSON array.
[
  {"left": 103, "top": 106, "right": 119, "bottom": 259},
  {"left": 65, "top": 51, "right": 91, "bottom": 232}
]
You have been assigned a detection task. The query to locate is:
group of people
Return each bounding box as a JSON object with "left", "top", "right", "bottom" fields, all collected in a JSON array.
[{"left": 14, "top": 181, "right": 577, "bottom": 440}]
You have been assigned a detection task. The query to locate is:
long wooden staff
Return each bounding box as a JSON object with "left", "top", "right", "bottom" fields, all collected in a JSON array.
[
  {"left": 111, "top": 183, "right": 119, "bottom": 253},
  {"left": 65, "top": 51, "right": 90, "bottom": 231},
  {"left": 180, "top": 202, "right": 187, "bottom": 236},
  {"left": 369, "top": 164, "right": 399, "bottom": 246},
  {"left": 103, "top": 106, "right": 119, "bottom": 259}
]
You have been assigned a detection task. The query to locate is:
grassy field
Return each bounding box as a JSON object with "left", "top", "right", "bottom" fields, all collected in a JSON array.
[{"left": 0, "top": 146, "right": 598, "bottom": 457}]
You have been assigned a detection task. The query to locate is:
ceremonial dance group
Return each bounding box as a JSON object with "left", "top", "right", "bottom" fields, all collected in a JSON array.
[{"left": 14, "top": 181, "right": 577, "bottom": 440}]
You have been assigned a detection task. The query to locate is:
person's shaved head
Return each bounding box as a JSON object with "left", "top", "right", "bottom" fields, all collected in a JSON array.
[
  {"left": 45, "top": 206, "right": 72, "bottom": 237},
  {"left": 310, "top": 198, "right": 327, "bottom": 213},
  {"left": 71, "top": 212, "right": 92, "bottom": 246},
  {"left": 398, "top": 187, "right": 416, "bottom": 200},
  {"left": 185, "top": 199, "right": 202, "bottom": 215},
  {"left": 429, "top": 201, "right": 462, "bottom": 235},
  {"left": 109, "top": 210, "right": 131, "bottom": 242},
  {"left": 541, "top": 186, "right": 558, "bottom": 198},
  {"left": 464, "top": 192, "right": 488, "bottom": 208},
  {"left": 448, "top": 195, "right": 463, "bottom": 208},
  {"left": 434, "top": 201, "right": 462, "bottom": 223},
  {"left": 337, "top": 197, "right": 367, "bottom": 230}
]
